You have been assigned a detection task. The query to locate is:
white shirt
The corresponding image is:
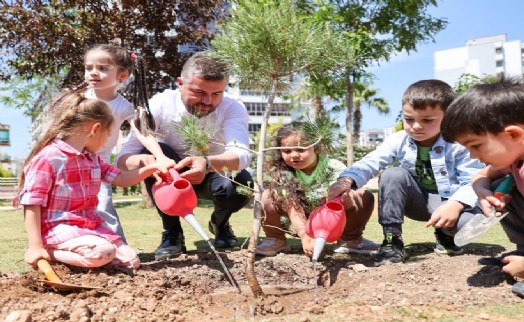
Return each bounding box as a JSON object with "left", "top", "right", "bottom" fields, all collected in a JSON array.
[
  {"left": 115, "top": 89, "right": 252, "bottom": 170},
  {"left": 85, "top": 89, "right": 134, "bottom": 163}
]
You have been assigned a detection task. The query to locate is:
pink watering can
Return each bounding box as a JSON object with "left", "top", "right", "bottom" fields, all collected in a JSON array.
[
  {"left": 151, "top": 168, "right": 240, "bottom": 292},
  {"left": 305, "top": 196, "right": 346, "bottom": 262},
  {"left": 151, "top": 168, "right": 209, "bottom": 246},
  {"left": 152, "top": 168, "right": 197, "bottom": 217}
]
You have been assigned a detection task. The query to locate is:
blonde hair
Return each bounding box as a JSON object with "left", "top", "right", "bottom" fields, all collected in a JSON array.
[{"left": 18, "top": 91, "right": 114, "bottom": 191}]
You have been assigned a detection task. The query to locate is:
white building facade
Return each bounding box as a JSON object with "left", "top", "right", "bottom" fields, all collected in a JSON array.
[{"left": 434, "top": 34, "right": 524, "bottom": 86}]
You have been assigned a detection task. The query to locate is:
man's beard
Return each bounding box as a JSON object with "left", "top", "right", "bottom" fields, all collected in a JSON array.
[{"left": 186, "top": 103, "right": 215, "bottom": 117}]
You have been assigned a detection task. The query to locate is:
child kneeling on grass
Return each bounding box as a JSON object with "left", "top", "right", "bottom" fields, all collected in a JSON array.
[
  {"left": 255, "top": 122, "right": 378, "bottom": 257},
  {"left": 441, "top": 76, "right": 524, "bottom": 298},
  {"left": 15, "top": 92, "right": 174, "bottom": 270}
]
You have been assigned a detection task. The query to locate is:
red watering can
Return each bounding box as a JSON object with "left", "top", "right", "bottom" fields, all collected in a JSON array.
[
  {"left": 152, "top": 168, "right": 197, "bottom": 217},
  {"left": 305, "top": 196, "right": 346, "bottom": 261},
  {"left": 152, "top": 168, "right": 206, "bottom": 241},
  {"left": 151, "top": 168, "right": 240, "bottom": 292}
]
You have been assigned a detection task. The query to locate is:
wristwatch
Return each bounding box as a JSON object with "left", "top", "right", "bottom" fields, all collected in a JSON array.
[{"left": 203, "top": 156, "right": 212, "bottom": 174}]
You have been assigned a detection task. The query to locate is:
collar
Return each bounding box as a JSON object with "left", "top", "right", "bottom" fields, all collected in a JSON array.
[{"left": 52, "top": 138, "right": 94, "bottom": 160}]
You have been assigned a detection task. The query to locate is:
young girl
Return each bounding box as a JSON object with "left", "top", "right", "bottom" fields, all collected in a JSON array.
[
  {"left": 80, "top": 43, "right": 169, "bottom": 242},
  {"left": 255, "top": 122, "right": 378, "bottom": 257},
  {"left": 15, "top": 92, "right": 174, "bottom": 269}
]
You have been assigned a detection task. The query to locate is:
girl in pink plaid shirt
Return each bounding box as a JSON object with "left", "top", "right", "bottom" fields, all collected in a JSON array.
[{"left": 16, "top": 92, "right": 174, "bottom": 270}]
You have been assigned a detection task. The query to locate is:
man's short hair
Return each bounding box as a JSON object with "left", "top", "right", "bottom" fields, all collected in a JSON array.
[{"left": 180, "top": 51, "right": 229, "bottom": 83}]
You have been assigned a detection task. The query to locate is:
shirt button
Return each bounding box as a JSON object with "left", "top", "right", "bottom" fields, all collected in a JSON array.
[
  {"left": 440, "top": 170, "right": 447, "bottom": 176},
  {"left": 435, "top": 147, "right": 442, "bottom": 154}
]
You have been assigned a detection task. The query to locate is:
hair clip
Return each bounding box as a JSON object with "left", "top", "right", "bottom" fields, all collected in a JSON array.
[{"left": 130, "top": 52, "right": 136, "bottom": 61}]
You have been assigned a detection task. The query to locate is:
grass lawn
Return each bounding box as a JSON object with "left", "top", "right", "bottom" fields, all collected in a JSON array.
[{"left": 0, "top": 195, "right": 515, "bottom": 273}]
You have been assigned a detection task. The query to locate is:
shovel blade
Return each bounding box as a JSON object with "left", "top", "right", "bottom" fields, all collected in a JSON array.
[{"left": 40, "top": 279, "right": 101, "bottom": 291}]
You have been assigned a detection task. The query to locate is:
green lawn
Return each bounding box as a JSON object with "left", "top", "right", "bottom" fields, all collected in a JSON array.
[{"left": 0, "top": 197, "right": 514, "bottom": 273}]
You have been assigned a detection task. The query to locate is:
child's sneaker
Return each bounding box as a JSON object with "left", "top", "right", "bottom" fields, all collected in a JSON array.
[
  {"left": 333, "top": 236, "right": 379, "bottom": 255},
  {"left": 434, "top": 228, "right": 463, "bottom": 255},
  {"left": 373, "top": 233, "right": 407, "bottom": 266},
  {"left": 512, "top": 281, "right": 524, "bottom": 298},
  {"left": 255, "top": 238, "right": 290, "bottom": 256}
]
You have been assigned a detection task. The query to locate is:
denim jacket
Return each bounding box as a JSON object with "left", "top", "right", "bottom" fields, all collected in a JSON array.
[{"left": 339, "top": 131, "right": 485, "bottom": 207}]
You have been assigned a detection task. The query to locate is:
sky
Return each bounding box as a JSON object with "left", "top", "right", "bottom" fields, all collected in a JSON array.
[{"left": 1, "top": 0, "right": 524, "bottom": 159}]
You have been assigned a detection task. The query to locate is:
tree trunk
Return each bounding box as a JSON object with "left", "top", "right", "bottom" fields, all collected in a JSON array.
[
  {"left": 245, "top": 78, "right": 279, "bottom": 297},
  {"left": 352, "top": 104, "right": 362, "bottom": 145},
  {"left": 311, "top": 96, "right": 324, "bottom": 116},
  {"left": 140, "top": 181, "right": 154, "bottom": 208},
  {"left": 345, "top": 76, "right": 354, "bottom": 166}
]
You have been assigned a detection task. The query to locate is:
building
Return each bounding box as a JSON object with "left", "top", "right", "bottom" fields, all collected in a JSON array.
[
  {"left": 434, "top": 34, "right": 524, "bottom": 87},
  {"left": 228, "top": 84, "right": 306, "bottom": 137},
  {"left": 358, "top": 127, "right": 395, "bottom": 147}
]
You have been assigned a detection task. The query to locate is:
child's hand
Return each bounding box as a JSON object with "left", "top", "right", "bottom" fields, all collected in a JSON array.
[
  {"left": 479, "top": 194, "right": 511, "bottom": 218},
  {"left": 25, "top": 247, "right": 51, "bottom": 270},
  {"left": 501, "top": 255, "right": 524, "bottom": 279},
  {"left": 300, "top": 235, "right": 315, "bottom": 257},
  {"left": 425, "top": 201, "right": 462, "bottom": 228},
  {"left": 154, "top": 155, "right": 176, "bottom": 174},
  {"left": 327, "top": 178, "right": 352, "bottom": 201}
]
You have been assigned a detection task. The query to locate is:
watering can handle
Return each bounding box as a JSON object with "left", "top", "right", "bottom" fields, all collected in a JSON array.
[
  {"left": 168, "top": 168, "right": 182, "bottom": 181},
  {"left": 331, "top": 196, "right": 342, "bottom": 203}
]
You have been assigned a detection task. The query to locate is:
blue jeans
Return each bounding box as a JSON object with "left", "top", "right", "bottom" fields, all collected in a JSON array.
[
  {"left": 142, "top": 143, "right": 253, "bottom": 238},
  {"left": 378, "top": 167, "right": 481, "bottom": 236}
]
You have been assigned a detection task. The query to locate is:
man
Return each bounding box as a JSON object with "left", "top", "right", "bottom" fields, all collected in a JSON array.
[{"left": 115, "top": 52, "right": 252, "bottom": 260}]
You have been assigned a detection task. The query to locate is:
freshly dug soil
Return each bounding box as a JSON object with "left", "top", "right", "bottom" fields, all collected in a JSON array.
[{"left": 1, "top": 242, "right": 523, "bottom": 322}]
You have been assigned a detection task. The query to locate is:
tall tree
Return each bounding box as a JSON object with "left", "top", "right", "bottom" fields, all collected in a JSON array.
[
  {"left": 298, "top": 0, "right": 447, "bottom": 165},
  {"left": 351, "top": 80, "right": 389, "bottom": 143},
  {"left": 212, "top": 0, "right": 354, "bottom": 297},
  {"left": 0, "top": 0, "right": 227, "bottom": 115}
]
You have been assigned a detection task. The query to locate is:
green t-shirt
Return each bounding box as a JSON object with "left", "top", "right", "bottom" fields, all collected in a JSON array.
[
  {"left": 295, "top": 155, "right": 347, "bottom": 209},
  {"left": 415, "top": 145, "right": 438, "bottom": 193}
]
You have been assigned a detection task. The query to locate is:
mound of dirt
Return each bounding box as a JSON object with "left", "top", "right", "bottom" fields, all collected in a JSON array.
[{"left": 1, "top": 243, "right": 522, "bottom": 321}]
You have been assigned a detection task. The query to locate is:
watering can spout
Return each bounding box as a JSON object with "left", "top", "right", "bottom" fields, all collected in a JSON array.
[
  {"left": 312, "top": 237, "right": 327, "bottom": 262},
  {"left": 305, "top": 196, "right": 346, "bottom": 260}
]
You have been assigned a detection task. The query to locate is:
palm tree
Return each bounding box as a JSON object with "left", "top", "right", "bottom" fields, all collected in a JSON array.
[{"left": 351, "top": 81, "right": 389, "bottom": 143}]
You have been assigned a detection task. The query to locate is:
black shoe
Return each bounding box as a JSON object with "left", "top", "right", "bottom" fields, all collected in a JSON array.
[
  {"left": 512, "top": 281, "right": 524, "bottom": 298},
  {"left": 374, "top": 233, "right": 407, "bottom": 266},
  {"left": 208, "top": 221, "right": 238, "bottom": 248},
  {"left": 434, "top": 228, "right": 463, "bottom": 255},
  {"left": 154, "top": 233, "right": 186, "bottom": 261}
]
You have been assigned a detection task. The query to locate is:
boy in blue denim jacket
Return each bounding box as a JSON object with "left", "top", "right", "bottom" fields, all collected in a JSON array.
[{"left": 328, "top": 79, "right": 485, "bottom": 266}]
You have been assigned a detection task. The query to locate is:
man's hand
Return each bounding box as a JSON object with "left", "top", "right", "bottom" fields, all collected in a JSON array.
[
  {"left": 175, "top": 156, "right": 207, "bottom": 184},
  {"left": 425, "top": 200, "right": 463, "bottom": 228},
  {"left": 327, "top": 178, "right": 353, "bottom": 201},
  {"left": 502, "top": 255, "right": 524, "bottom": 279}
]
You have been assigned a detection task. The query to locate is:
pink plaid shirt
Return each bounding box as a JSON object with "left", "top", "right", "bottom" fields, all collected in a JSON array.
[{"left": 18, "top": 139, "right": 122, "bottom": 245}]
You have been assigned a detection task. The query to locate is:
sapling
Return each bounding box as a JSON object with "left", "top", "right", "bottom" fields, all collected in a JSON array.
[{"left": 211, "top": 0, "right": 354, "bottom": 297}]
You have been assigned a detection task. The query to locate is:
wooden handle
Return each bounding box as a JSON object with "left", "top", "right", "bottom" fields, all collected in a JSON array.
[{"left": 37, "top": 259, "right": 63, "bottom": 283}]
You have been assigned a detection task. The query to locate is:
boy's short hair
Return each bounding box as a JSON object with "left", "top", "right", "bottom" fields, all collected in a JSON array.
[
  {"left": 441, "top": 76, "right": 524, "bottom": 143},
  {"left": 402, "top": 79, "right": 454, "bottom": 111}
]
